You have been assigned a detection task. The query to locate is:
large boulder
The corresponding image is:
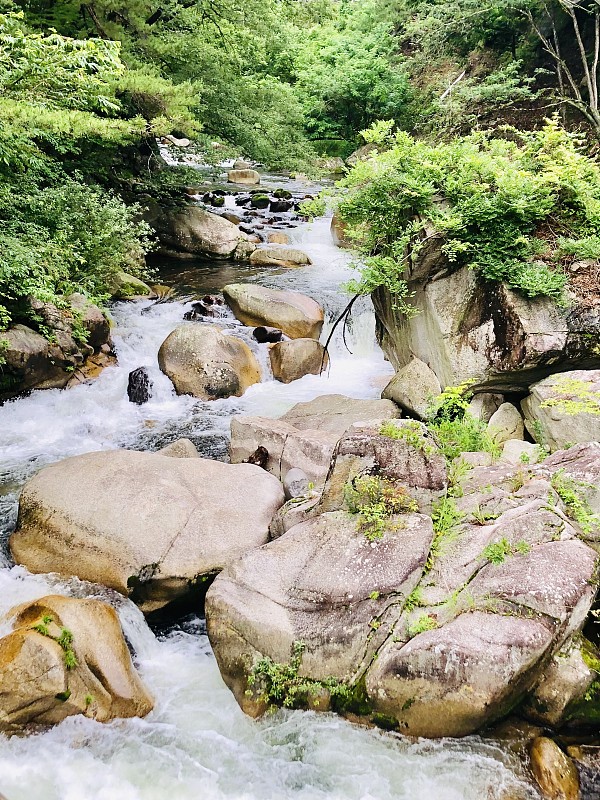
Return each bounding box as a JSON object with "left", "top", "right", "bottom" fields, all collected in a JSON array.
[
  {"left": 206, "top": 434, "right": 600, "bottom": 738},
  {"left": 280, "top": 394, "right": 401, "bottom": 436},
  {"left": 1, "top": 295, "right": 112, "bottom": 400},
  {"left": 269, "top": 339, "right": 328, "bottom": 383},
  {"left": 158, "top": 324, "right": 261, "bottom": 400},
  {"left": 250, "top": 247, "right": 312, "bottom": 268},
  {"left": 206, "top": 510, "right": 435, "bottom": 715},
  {"left": 153, "top": 205, "right": 252, "bottom": 259},
  {"left": 381, "top": 357, "right": 441, "bottom": 420},
  {"left": 11, "top": 450, "right": 285, "bottom": 614},
  {"left": 0, "top": 595, "right": 153, "bottom": 730},
  {"left": 522, "top": 369, "right": 600, "bottom": 451},
  {"left": 223, "top": 284, "right": 324, "bottom": 340},
  {"left": 487, "top": 402, "right": 525, "bottom": 445},
  {"left": 372, "top": 243, "right": 600, "bottom": 391},
  {"left": 227, "top": 169, "right": 260, "bottom": 185}
]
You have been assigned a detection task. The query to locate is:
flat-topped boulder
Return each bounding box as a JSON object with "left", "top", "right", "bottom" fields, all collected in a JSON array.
[
  {"left": 158, "top": 324, "right": 261, "bottom": 400},
  {"left": 0, "top": 595, "right": 153, "bottom": 730},
  {"left": 223, "top": 284, "right": 324, "bottom": 340},
  {"left": 11, "top": 450, "right": 285, "bottom": 614},
  {"left": 280, "top": 394, "right": 401, "bottom": 436},
  {"left": 250, "top": 247, "right": 312, "bottom": 268}
]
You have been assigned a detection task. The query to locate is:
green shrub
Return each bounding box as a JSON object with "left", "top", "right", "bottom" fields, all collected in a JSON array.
[
  {"left": 344, "top": 474, "right": 418, "bottom": 541},
  {"left": 336, "top": 117, "right": 600, "bottom": 304}
]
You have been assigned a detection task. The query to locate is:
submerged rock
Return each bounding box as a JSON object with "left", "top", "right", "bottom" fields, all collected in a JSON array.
[
  {"left": 11, "top": 450, "right": 285, "bottom": 614},
  {"left": 223, "top": 284, "right": 324, "bottom": 340},
  {"left": 158, "top": 324, "right": 261, "bottom": 400},
  {"left": 530, "top": 737, "right": 580, "bottom": 800},
  {"left": 0, "top": 594, "right": 153, "bottom": 730}
]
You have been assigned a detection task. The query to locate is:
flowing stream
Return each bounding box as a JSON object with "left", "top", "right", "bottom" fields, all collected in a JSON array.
[{"left": 0, "top": 187, "right": 540, "bottom": 799}]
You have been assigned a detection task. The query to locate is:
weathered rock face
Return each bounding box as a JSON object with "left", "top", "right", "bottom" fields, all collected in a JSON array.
[
  {"left": 11, "top": 450, "right": 285, "bottom": 614},
  {"left": 227, "top": 169, "right": 260, "bottom": 185},
  {"left": 127, "top": 366, "right": 152, "bottom": 405},
  {"left": 280, "top": 394, "right": 401, "bottom": 436},
  {"left": 381, "top": 358, "right": 441, "bottom": 420},
  {"left": 0, "top": 595, "right": 153, "bottom": 730},
  {"left": 158, "top": 324, "right": 261, "bottom": 400},
  {"left": 153, "top": 205, "right": 252, "bottom": 259},
  {"left": 522, "top": 369, "right": 600, "bottom": 451},
  {"left": 330, "top": 213, "right": 352, "bottom": 249},
  {"left": 223, "top": 284, "right": 324, "bottom": 340},
  {"left": 230, "top": 416, "right": 338, "bottom": 487},
  {"left": 373, "top": 249, "right": 600, "bottom": 391},
  {"left": 269, "top": 339, "right": 328, "bottom": 383},
  {"left": 1, "top": 296, "right": 112, "bottom": 400},
  {"left": 320, "top": 419, "right": 448, "bottom": 515},
  {"left": 249, "top": 247, "right": 312, "bottom": 268},
  {"left": 206, "top": 510, "right": 435, "bottom": 716},
  {"left": 267, "top": 232, "right": 291, "bottom": 245},
  {"left": 206, "top": 437, "right": 600, "bottom": 738}
]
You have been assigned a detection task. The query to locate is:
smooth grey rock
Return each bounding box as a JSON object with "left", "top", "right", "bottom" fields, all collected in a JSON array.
[
  {"left": 280, "top": 394, "right": 401, "bottom": 437},
  {"left": 269, "top": 339, "right": 327, "bottom": 383},
  {"left": 488, "top": 403, "right": 524, "bottom": 444},
  {"left": 283, "top": 468, "right": 310, "bottom": 500},
  {"left": 158, "top": 438, "right": 199, "bottom": 458},
  {"left": 223, "top": 284, "right": 324, "bottom": 340},
  {"left": 468, "top": 393, "right": 504, "bottom": 423},
  {"left": 250, "top": 247, "right": 312, "bottom": 268},
  {"left": 158, "top": 324, "right": 261, "bottom": 400},
  {"left": 11, "top": 450, "right": 285, "bottom": 614},
  {"left": 501, "top": 439, "right": 541, "bottom": 465},
  {"left": 228, "top": 169, "right": 260, "bottom": 185}
]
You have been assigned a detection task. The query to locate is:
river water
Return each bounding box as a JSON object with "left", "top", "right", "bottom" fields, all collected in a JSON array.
[{"left": 0, "top": 194, "right": 540, "bottom": 799}]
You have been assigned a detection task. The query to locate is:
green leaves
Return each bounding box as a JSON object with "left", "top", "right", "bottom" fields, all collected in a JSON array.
[{"left": 336, "top": 117, "right": 600, "bottom": 302}]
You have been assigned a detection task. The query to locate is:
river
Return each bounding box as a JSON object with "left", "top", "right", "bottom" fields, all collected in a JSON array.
[{"left": 0, "top": 184, "right": 540, "bottom": 799}]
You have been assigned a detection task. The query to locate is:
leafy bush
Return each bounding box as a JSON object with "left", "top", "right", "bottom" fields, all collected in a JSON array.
[
  {"left": 0, "top": 181, "right": 151, "bottom": 330},
  {"left": 336, "top": 117, "right": 600, "bottom": 303}
]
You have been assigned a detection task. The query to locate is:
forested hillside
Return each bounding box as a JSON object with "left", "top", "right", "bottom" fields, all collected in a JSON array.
[{"left": 2, "top": 0, "right": 600, "bottom": 344}]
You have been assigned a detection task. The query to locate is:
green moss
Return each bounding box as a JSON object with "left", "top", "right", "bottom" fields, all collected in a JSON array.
[
  {"left": 541, "top": 377, "right": 600, "bottom": 417},
  {"left": 407, "top": 613, "right": 438, "bottom": 637}
]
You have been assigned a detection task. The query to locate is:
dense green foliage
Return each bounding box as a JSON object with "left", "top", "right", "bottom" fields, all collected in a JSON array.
[
  {"left": 2, "top": 0, "right": 600, "bottom": 345},
  {"left": 338, "top": 117, "right": 600, "bottom": 303}
]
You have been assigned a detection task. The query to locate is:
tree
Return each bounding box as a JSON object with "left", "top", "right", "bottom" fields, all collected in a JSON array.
[{"left": 525, "top": 0, "right": 600, "bottom": 135}]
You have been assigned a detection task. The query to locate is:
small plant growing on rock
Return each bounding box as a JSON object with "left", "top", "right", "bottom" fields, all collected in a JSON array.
[
  {"left": 407, "top": 614, "right": 438, "bottom": 637},
  {"left": 427, "top": 496, "right": 465, "bottom": 568},
  {"left": 379, "top": 420, "right": 435, "bottom": 455},
  {"left": 482, "top": 537, "right": 531, "bottom": 564},
  {"left": 248, "top": 640, "right": 353, "bottom": 710},
  {"left": 344, "top": 475, "right": 418, "bottom": 542},
  {"left": 551, "top": 470, "right": 600, "bottom": 536}
]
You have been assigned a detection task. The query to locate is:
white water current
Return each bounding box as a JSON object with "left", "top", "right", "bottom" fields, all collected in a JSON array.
[{"left": 0, "top": 206, "right": 540, "bottom": 799}]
